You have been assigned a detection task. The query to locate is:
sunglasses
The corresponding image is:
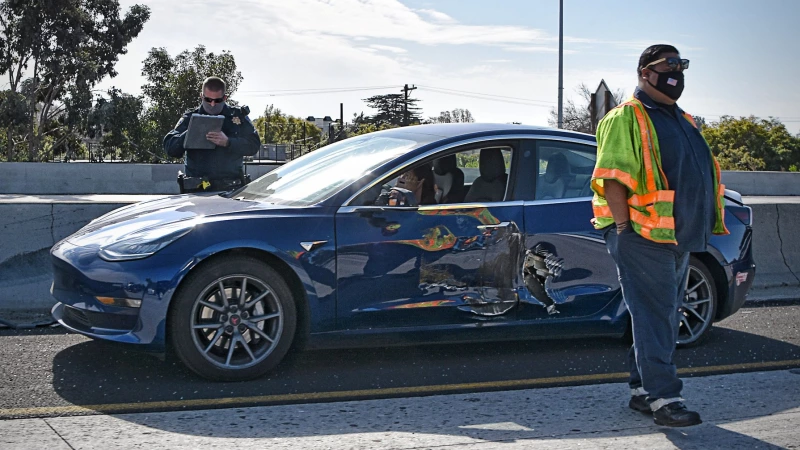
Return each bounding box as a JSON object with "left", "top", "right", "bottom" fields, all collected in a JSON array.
[
  {"left": 645, "top": 57, "right": 690, "bottom": 71},
  {"left": 202, "top": 96, "right": 225, "bottom": 104}
]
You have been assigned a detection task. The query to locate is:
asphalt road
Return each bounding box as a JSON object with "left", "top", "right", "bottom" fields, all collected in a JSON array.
[{"left": 0, "top": 300, "right": 798, "bottom": 420}]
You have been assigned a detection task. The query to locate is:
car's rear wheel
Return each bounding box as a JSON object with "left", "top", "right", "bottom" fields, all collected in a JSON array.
[
  {"left": 677, "top": 257, "right": 717, "bottom": 347},
  {"left": 169, "top": 255, "right": 296, "bottom": 381}
]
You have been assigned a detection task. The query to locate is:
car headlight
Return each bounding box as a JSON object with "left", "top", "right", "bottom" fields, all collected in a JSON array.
[{"left": 99, "top": 221, "right": 195, "bottom": 262}]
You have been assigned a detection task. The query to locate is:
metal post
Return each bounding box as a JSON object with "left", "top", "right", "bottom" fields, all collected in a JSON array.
[{"left": 557, "top": 0, "right": 564, "bottom": 129}]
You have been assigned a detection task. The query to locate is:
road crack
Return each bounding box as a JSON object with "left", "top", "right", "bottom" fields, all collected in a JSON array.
[{"left": 776, "top": 204, "right": 800, "bottom": 284}]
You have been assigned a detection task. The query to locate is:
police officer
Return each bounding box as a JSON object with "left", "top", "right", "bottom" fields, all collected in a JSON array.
[{"left": 164, "top": 76, "right": 260, "bottom": 192}]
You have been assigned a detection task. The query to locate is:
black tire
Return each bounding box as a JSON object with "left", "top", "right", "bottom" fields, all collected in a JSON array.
[
  {"left": 169, "top": 255, "right": 296, "bottom": 381},
  {"left": 677, "top": 257, "right": 717, "bottom": 347}
]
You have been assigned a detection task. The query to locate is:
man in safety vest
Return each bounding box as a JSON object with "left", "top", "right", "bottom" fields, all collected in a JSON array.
[{"left": 591, "top": 44, "right": 728, "bottom": 427}]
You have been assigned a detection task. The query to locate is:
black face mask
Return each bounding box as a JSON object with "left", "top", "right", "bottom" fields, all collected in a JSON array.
[{"left": 647, "top": 69, "right": 685, "bottom": 100}]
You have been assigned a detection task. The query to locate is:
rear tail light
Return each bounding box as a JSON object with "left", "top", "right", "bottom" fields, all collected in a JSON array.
[{"left": 729, "top": 205, "right": 752, "bottom": 226}]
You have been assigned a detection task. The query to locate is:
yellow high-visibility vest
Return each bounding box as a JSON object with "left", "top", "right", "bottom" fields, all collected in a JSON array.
[{"left": 591, "top": 98, "right": 729, "bottom": 243}]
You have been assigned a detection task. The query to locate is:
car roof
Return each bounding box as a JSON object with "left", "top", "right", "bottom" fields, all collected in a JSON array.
[{"left": 367, "top": 122, "right": 597, "bottom": 143}]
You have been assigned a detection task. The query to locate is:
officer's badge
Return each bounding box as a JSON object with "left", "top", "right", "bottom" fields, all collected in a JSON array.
[{"left": 232, "top": 117, "right": 242, "bottom": 125}]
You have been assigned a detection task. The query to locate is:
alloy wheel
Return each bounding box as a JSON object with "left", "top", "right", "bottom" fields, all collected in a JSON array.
[
  {"left": 677, "top": 264, "right": 715, "bottom": 345},
  {"left": 189, "top": 274, "right": 284, "bottom": 369}
]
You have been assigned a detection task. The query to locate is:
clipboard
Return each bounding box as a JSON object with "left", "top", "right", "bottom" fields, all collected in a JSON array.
[{"left": 184, "top": 114, "right": 225, "bottom": 149}]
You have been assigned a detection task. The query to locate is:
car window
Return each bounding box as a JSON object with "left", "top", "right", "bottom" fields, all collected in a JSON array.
[
  {"left": 532, "top": 141, "right": 597, "bottom": 201},
  {"left": 353, "top": 144, "right": 514, "bottom": 207},
  {"left": 235, "top": 134, "right": 418, "bottom": 206}
]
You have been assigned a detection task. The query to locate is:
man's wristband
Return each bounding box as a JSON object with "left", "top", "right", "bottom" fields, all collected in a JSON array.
[{"left": 615, "top": 220, "right": 630, "bottom": 234}]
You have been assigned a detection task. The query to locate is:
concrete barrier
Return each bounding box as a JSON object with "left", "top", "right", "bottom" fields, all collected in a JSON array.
[
  {"left": 747, "top": 199, "right": 800, "bottom": 296},
  {"left": 0, "top": 162, "right": 280, "bottom": 195}
]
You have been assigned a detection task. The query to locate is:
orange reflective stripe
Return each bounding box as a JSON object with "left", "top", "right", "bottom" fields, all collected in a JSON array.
[
  {"left": 593, "top": 204, "right": 611, "bottom": 217},
  {"left": 592, "top": 167, "right": 639, "bottom": 192},
  {"left": 638, "top": 225, "right": 677, "bottom": 244},
  {"left": 629, "top": 190, "right": 674, "bottom": 207},
  {"left": 629, "top": 208, "right": 675, "bottom": 230},
  {"left": 626, "top": 100, "right": 670, "bottom": 190},
  {"left": 628, "top": 102, "right": 658, "bottom": 193},
  {"left": 683, "top": 112, "right": 698, "bottom": 128}
]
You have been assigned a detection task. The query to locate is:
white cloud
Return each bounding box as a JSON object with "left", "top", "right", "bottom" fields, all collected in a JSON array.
[
  {"left": 369, "top": 44, "right": 408, "bottom": 54},
  {"left": 415, "top": 8, "right": 457, "bottom": 24},
  {"left": 100, "top": 0, "right": 664, "bottom": 129}
]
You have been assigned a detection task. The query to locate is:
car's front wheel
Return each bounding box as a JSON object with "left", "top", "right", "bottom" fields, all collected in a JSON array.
[
  {"left": 677, "top": 257, "right": 717, "bottom": 347},
  {"left": 169, "top": 255, "right": 297, "bottom": 381}
]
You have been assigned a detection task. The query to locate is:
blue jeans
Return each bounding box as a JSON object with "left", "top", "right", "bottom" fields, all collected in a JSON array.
[{"left": 605, "top": 226, "right": 690, "bottom": 402}]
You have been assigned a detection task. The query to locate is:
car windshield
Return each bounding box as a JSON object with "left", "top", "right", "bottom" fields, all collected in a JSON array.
[{"left": 233, "top": 134, "right": 418, "bottom": 206}]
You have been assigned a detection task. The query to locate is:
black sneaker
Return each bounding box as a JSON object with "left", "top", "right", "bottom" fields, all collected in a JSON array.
[
  {"left": 629, "top": 395, "right": 651, "bottom": 414},
  {"left": 653, "top": 402, "right": 702, "bottom": 427}
]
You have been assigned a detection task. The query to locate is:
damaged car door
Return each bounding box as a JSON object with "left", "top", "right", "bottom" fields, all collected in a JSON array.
[{"left": 514, "top": 138, "right": 622, "bottom": 322}]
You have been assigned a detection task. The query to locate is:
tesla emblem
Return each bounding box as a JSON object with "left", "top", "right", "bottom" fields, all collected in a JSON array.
[{"left": 230, "top": 315, "right": 240, "bottom": 325}]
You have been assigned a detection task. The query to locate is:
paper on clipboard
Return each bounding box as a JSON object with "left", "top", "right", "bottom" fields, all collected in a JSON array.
[{"left": 184, "top": 114, "right": 224, "bottom": 149}]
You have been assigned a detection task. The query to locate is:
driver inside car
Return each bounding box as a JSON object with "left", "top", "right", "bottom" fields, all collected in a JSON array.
[{"left": 395, "top": 163, "right": 437, "bottom": 205}]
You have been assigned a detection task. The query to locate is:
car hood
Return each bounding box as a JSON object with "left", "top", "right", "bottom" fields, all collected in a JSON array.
[{"left": 65, "top": 194, "right": 284, "bottom": 247}]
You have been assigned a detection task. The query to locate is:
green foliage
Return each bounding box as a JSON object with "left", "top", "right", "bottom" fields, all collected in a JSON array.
[
  {"left": 428, "top": 108, "right": 475, "bottom": 124},
  {"left": 0, "top": 0, "right": 150, "bottom": 160},
  {"left": 456, "top": 153, "right": 479, "bottom": 168},
  {"left": 345, "top": 113, "right": 398, "bottom": 137},
  {"left": 702, "top": 116, "right": 800, "bottom": 171},
  {"left": 362, "top": 93, "right": 422, "bottom": 126},
  {"left": 0, "top": 89, "right": 30, "bottom": 161},
  {"left": 140, "top": 45, "right": 244, "bottom": 160},
  {"left": 86, "top": 88, "right": 156, "bottom": 162},
  {"left": 252, "top": 104, "right": 323, "bottom": 145}
]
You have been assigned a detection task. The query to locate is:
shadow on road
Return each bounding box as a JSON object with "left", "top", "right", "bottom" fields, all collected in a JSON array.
[{"left": 3, "top": 325, "right": 785, "bottom": 446}]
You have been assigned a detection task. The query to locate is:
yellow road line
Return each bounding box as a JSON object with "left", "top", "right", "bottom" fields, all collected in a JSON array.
[{"left": 3, "top": 359, "right": 798, "bottom": 419}]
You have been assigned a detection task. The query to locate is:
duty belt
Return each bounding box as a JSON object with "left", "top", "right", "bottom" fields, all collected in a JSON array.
[{"left": 178, "top": 173, "right": 250, "bottom": 193}]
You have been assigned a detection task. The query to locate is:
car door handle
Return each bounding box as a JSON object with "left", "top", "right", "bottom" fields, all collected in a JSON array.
[{"left": 476, "top": 222, "right": 511, "bottom": 230}]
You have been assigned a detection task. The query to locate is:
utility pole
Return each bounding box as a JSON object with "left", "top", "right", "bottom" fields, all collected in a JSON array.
[
  {"left": 557, "top": 0, "right": 564, "bottom": 129},
  {"left": 402, "top": 84, "right": 417, "bottom": 126},
  {"left": 340, "top": 102, "right": 344, "bottom": 137}
]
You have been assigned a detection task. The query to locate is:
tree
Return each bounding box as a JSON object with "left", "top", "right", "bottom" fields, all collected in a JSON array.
[
  {"left": 0, "top": 0, "right": 150, "bottom": 161},
  {"left": 428, "top": 108, "right": 475, "bottom": 124},
  {"left": 140, "top": 45, "right": 243, "bottom": 160},
  {"left": 0, "top": 89, "right": 30, "bottom": 161},
  {"left": 703, "top": 116, "right": 800, "bottom": 171},
  {"left": 362, "top": 93, "right": 422, "bottom": 126},
  {"left": 84, "top": 88, "right": 157, "bottom": 162},
  {"left": 252, "top": 105, "right": 323, "bottom": 146},
  {"left": 548, "top": 83, "right": 625, "bottom": 134}
]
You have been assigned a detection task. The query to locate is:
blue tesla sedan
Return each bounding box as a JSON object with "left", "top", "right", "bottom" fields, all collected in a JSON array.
[{"left": 50, "top": 124, "right": 756, "bottom": 381}]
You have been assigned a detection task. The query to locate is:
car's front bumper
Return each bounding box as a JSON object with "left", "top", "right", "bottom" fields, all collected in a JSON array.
[{"left": 49, "top": 239, "right": 184, "bottom": 352}]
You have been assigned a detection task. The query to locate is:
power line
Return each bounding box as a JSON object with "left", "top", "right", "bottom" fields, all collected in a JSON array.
[
  {"left": 420, "top": 86, "right": 554, "bottom": 108},
  {"left": 240, "top": 86, "right": 401, "bottom": 97},
  {"left": 240, "top": 85, "right": 400, "bottom": 93},
  {"left": 418, "top": 85, "right": 555, "bottom": 106}
]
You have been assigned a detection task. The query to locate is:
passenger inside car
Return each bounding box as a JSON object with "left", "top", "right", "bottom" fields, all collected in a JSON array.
[{"left": 432, "top": 154, "right": 466, "bottom": 203}]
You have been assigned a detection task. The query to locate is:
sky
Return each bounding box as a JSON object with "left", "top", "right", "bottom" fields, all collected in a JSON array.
[{"left": 97, "top": 0, "right": 800, "bottom": 133}]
